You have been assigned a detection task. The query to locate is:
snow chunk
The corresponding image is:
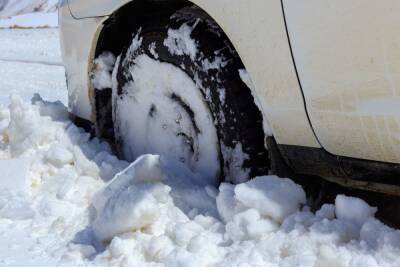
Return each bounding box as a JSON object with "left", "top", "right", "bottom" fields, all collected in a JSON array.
[
  {"left": 201, "top": 56, "right": 227, "bottom": 71},
  {"left": 164, "top": 22, "right": 198, "bottom": 60},
  {"left": 0, "top": 159, "right": 29, "bottom": 191},
  {"left": 45, "top": 145, "right": 73, "bottom": 168},
  {"left": 92, "top": 52, "right": 116, "bottom": 90},
  {"left": 93, "top": 154, "right": 165, "bottom": 213},
  {"left": 235, "top": 176, "right": 306, "bottom": 223},
  {"left": 335, "top": 195, "right": 377, "bottom": 226},
  {"left": 226, "top": 209, "right": 278, "bottom": 241},
  {"left": 217, "top": 176, "right": 306, "bottom": 225},
  {"left": 92, "top": 155, "right": 169, "bottom": 241},
  {"left": 93, "top": 182, "right": 172, "bottom": 242}
]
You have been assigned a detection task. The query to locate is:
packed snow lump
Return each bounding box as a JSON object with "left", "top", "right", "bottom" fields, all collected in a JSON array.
[{"left": 0, "top": 95, "right": 400, "bottom": 267}]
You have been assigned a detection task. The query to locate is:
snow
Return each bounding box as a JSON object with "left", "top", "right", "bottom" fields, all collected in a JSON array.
[
  {"left": 0, "top": 29, "right": 66, "bottom": 105},
  {"left": 163, "top": 22, "right": 199, "bottom": 60},
  {"left": 1, "top": 27, "right": 400, "bottom": 267},
  {"left": 0, "top": 0, "right": 58, "bottom": 28},
  {"left": 0, "top": 159, "right": 29, "bottom": 191},
  {"left": 91, "top": 52, "right": 116, "bottom": 90},
  {"left": 221, "top": 143, "right": 250, "bottom": 184}
]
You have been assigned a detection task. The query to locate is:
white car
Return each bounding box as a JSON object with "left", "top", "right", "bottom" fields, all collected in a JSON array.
[{"left": 59, "top": 0, "right": 400, "bottom": 194}]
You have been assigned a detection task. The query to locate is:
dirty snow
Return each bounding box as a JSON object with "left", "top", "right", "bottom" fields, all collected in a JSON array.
[{"left": 0, "top": 28, "right": 400, "bottom": 267}]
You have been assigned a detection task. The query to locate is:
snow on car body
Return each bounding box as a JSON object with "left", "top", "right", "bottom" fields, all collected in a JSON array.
[{"left": 60, "top": 0, "right": 400, "bottom": 193}]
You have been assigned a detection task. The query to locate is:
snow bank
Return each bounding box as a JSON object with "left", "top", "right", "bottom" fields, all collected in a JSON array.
[
  {"left": 234, "top": 176, "right": 306, "bottom": 222},
  {"left": 1, "top": 95, "right": 400, "bottom": 267},
  {"left": 336, "top": 195, "right": 377, "bottom": 226}
]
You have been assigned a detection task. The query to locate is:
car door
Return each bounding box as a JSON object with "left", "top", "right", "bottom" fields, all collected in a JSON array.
[{"left": 282, "top": 0, "right": 400, "bottom": 164}]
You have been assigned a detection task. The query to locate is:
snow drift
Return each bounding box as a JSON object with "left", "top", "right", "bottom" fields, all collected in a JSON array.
[{"left": 0, "top": 94, "right": 400, "bottom": 266}]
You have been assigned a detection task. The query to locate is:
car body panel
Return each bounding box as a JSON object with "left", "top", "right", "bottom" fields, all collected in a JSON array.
[
  {"left": 63, "top": 0, "right": 321, "bottom": 148},
  {"left": 283, "top": 0, "right": 400, "bottom": 164},
  {"left": 59, "top": 2, "right": 105, "bottom": 121}
]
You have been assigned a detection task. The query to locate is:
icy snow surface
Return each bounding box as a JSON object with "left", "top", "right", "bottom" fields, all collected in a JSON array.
[{"left": 1, "top": 28, "right": 400, "bottom": 267}]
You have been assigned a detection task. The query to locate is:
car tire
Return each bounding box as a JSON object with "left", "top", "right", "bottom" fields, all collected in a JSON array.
[{"left": 110, "top": 6, "right": 269, "bottom": 184}]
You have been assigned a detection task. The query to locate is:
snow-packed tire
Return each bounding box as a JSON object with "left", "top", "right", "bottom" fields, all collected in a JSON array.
[{"left": 112, "top": 6, "right": 268, "bottom": 184}]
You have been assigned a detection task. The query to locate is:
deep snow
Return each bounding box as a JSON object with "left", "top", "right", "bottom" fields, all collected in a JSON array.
[{"left": 1, "top": 29, "right": 400, "bottom": 267}]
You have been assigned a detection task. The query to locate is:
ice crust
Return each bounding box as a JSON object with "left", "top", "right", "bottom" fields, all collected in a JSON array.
[{"left": 1, "top": 95, "right": 400, "bottom": 266}]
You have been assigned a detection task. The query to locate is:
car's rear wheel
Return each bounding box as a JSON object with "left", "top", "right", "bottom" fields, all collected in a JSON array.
[{"left": 109, "top": 6, "right": 268, "bottom": 185}]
